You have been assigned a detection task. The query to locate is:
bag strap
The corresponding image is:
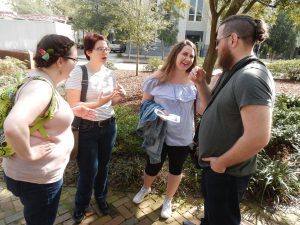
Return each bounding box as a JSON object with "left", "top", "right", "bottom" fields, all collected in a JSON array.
[
  {"left": 72, "top": 65, "right": 89, "bottom": 129},
  {"left": 204, "top": 55, "right": 264, "bottom": 114},
  {"left": 193, "top": 56, "right": 265, "bottom": 145},
  {"left": 79, "top": 65, "right": 88, "bottom": 102},
  {"left": 28, "top": 76, "right": 57, "bottom": 138}
]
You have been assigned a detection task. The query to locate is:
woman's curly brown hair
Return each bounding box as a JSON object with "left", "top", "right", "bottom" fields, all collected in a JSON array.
[{"left": 33, "top": 34, "right": 75, "bottom": 68}]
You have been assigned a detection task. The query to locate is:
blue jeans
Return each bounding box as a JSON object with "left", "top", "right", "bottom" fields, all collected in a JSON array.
[
  {"left": 200, "top": 167, "right": 250, "bottom": 225},
  {"left": 4, "top": 174, "right": 63, "bottom": 225},
  {"left": 75, "top": 118, "right": 117, "bottom": 212}
]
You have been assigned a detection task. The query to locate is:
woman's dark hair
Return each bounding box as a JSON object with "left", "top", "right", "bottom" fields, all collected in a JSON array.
[
  {"left": 83, "top": 33, "right": 107, "bottom": 60},
  {"left": 220, "top": 14, "right": 269, "bottom": 45},
  {"left": 157, "top": 40, "right": 197, "bottom": 83},
  {"left": 34, "top": 34, "right": 75, "bottom": 68}
]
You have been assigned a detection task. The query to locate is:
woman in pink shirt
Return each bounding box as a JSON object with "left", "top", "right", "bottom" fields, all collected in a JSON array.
[{"left": 3, "top": 34, "right": 94, "bottom": 225}]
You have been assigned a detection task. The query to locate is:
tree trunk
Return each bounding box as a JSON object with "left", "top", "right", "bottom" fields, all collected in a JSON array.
[
  {"left": 223, "top": 0, "right": 247, "bottom": 18},
  {"left": 203, "top": 14, "right": 218, "bottom": 84},
  {"left": 129, "top": 41, "right": 132, "bottom": 59},
  {"left": 242, "top": 0, "right": 257, "bottom": 13},
  {"left": 162, "top": 40, "right": 165, "bottom": 60},
  {"left": 204, "top": 0, "right": 249, "bottom": 83},
  {"left": 290, "top": 47, "right": 296, "bottom": 59},
  {"left": 136, "top": 46, "right": 140, "bottom": 76}
]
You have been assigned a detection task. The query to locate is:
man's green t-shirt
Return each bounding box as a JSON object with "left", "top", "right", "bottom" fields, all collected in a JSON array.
[{"left": 198, "top": 62, "right": 275, "bottom": 177}]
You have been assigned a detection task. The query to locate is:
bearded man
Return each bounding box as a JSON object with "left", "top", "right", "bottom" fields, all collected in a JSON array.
[{"left": 188, "top": 14, "right": 275, "bottom": 225}]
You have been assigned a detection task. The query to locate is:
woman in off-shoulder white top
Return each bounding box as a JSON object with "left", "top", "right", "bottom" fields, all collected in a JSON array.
[{"left": 132, "top": 40, "right": 203, "bottom": 219}]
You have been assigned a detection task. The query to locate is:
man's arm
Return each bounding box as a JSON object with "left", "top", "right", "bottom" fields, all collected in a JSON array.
[
  {"left": 195, "top": 82, "right": 211, "bottom": 115},
  {"left": 189, "top": 66, "right": 211, "bottom": 114},
  {"left": 203, "top": 105, "right": 272, "bottom": 173}
]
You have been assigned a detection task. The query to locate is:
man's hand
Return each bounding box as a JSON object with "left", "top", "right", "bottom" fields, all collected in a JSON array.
[
  {"left": 202, "top": 157, "right": 226, "bottom": 173},
  {"left": 189, "top": 66, "right": 207, "bottom": 85},
  {"left": 72, "top": 105, "right": 97, "bottom": 120}
]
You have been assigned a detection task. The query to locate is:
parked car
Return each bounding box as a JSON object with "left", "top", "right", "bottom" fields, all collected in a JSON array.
[
  {"left": 109, "top": 41, "right": 126, "bottom": 53},
  {"left": 77, "top": 41, "right": 84, "bottom": 49}
]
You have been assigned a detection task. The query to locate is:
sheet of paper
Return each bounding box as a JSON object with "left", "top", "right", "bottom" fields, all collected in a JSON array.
[{"left": 154, "top": 109, "right": 180, "bottom": 123}]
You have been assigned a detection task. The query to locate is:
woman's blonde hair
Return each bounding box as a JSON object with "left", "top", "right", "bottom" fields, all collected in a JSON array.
[{"left": 156, "top": 40, "right": 197, "bottom": 83}]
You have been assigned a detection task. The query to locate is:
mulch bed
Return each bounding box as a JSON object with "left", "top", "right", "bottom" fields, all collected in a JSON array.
[{"left": 115, "top": 70, "right": 300, "bottom": 111}]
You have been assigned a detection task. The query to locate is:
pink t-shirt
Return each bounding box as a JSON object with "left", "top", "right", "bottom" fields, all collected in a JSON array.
[{"left": 3, "top": 71, "right": 74, "bottom": 184}]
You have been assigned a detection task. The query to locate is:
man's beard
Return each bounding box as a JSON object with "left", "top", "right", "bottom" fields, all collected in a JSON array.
[{"left": 217, "top": 45, "right": 234, "bottom": 72}]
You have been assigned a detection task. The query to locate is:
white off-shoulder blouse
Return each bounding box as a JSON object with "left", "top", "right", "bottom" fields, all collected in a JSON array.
[{"left": 143, "top": 76, "right": 197, "bottom": 146}]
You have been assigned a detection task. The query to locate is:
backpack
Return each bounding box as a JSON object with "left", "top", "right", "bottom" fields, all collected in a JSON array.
[{"left": 0, "top": 76, "right": 57, "bottom": 157}]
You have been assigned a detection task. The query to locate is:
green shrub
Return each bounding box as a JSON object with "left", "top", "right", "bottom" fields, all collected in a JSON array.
[
  {"left": 105, "top": 61, "right": 117, "bottom": 70},
  {"left": 109, "top": 152, "right": 145, "bottom": 190},
  {"left": 249, "top": 151, "right": 300, "bottom": 206},
  {"left": 144, "top": 57, "right": 164, "bottom": 72},
  {"left": 0, "top": 57, "right": 27, "bottom": 86},
  {"left": 248, "top": 94, "right": 300, "bottom": 206},
  {"left": 113, "top": 105, "right": 143, "bottom": 154},
  {"left": 268, "top": 94, "right": 300, "bottom": 150},
  {"left": 267, "top": 59, "right": 300, "bottom": 80}
]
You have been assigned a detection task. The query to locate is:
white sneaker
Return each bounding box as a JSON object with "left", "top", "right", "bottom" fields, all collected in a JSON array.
[
  {"left": 161, "top": 198, "right": 172, "bottom": 219},
  {"left": 132, "top": 186, "right": 151, "bottom": 204}
]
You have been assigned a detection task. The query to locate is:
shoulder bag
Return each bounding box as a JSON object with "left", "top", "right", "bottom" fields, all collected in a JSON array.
[{"left": 70, "top": 65, "right": 88, "bottom": 160}]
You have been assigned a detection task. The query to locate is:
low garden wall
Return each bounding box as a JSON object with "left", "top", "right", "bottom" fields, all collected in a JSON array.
[{"left": 0, "top": 49, "right": 34, "bottom": 69}]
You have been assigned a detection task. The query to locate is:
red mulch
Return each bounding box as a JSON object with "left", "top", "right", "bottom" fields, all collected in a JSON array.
[{"left": 114, "top": 70, "right": 300, "bottom": 111}]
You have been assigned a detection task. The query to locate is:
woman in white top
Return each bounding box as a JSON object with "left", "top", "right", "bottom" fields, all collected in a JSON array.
[
  {"left": 132, "top": 40, "right": 202, "bottom": 219},
  {"left": 3, "top": 34, "right": 95, "bottom": 225},
  {"left": 65, "top": 32, "right": 126, "bottom": 224}
]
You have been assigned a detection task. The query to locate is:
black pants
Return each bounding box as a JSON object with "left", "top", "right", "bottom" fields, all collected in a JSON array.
[
  {"left": 145, "top": 143, "right": 190, "bottom": 176},
  {"left": 200, "top": 167, "right": 250, "bottom": 225}
]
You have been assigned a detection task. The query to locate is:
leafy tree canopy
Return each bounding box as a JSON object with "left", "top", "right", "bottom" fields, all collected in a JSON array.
[
  {"left": 267, "top": 11, "right": 298, "bottom": 58},
  {"left": 9, "top": 0, "right": 52, "bottom": 14},
  {"left": 202, "top": 0, "right": 300, "bottom": 79}
]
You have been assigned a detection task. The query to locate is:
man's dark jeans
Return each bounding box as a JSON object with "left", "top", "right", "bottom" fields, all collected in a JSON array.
[
  {"left": 4, "top": 174, "right": 63, "bottom": 225},
  {"left": 74, "top": 118, "right": 117, "bottom": 212},
  {"left": 200, "top": 167, "right": 250, "bottom": 225}
]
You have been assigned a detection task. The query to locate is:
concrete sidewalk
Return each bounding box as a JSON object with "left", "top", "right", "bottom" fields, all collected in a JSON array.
[{"left": 0, "top": 181, "right": 299, "bottom": 225}]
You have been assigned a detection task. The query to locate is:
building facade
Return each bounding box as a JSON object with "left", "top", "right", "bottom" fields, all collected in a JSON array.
[{"left": 177, "top": 0, "right": 211, "bottom": 56}]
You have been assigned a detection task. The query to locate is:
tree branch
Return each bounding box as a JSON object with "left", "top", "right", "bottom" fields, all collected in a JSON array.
[
  {"left": 257, "top": 0, "right": 277, "bottom": 8},
  {"left": 217, "top": 0, "right": 230, "bottom": 17},
  {"left": 242, "top": 0, "right": 257, "bottom": 13},
  {"left": 223, "top": 0, "right": 246, "bottom": 20},
  {"left": 210, "top": 0, "right": 218, "bottom": 18}
]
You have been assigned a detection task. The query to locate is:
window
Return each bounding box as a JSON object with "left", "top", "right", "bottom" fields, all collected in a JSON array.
[{"left": 189, "top": 0, "right": 202, "bottom": 21}]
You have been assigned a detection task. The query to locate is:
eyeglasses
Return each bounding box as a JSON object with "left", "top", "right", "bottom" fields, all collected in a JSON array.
[
  {"left": 93, "top": 47, "right": 111, "bottom": 53},
  {"left": 64, "top": 56, "right": 78, "bottom": 63},
  {"left": 215, "top": 34, "right": 232, "bottom": 47}
]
